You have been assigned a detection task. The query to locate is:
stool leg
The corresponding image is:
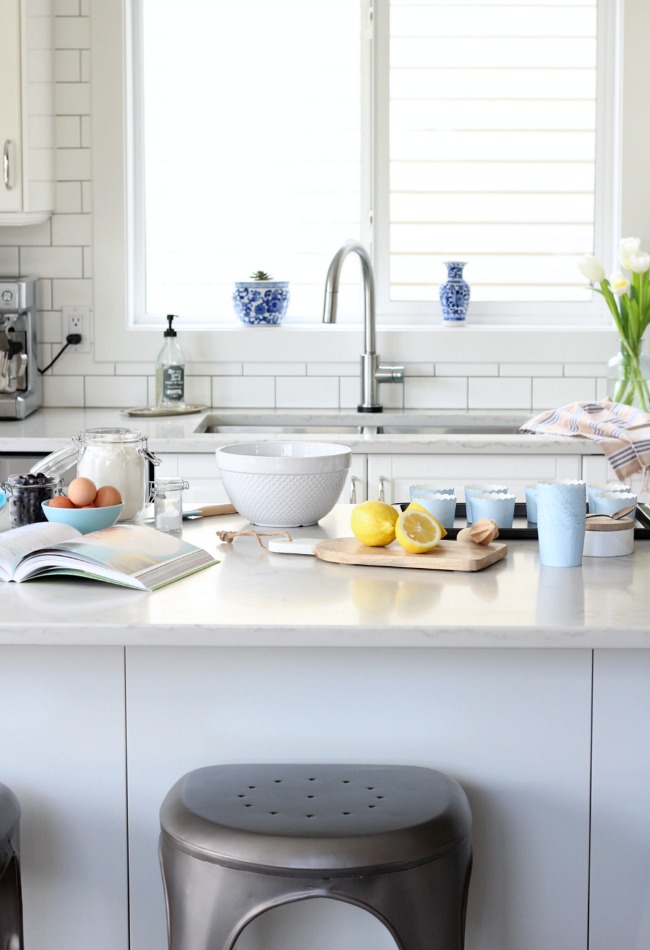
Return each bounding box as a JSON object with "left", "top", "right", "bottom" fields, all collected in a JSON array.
[
  {"left": 0, "top": 854, "right": 24, "bottom": 950},
  {"left": 330, "top": 843, "right": 473, "bottom": 950},
  {"left": 161, "top": 837, "right": 321, "bottom": 950}
]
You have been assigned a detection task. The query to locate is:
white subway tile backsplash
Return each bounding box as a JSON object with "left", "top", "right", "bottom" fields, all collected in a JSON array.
[
  {"left": 55, "top": 181, "right": 82, "bottom": 213},
  {"left": 54, "top": 15, "right": 90, "bottom": 49},
  {"left": 500, "top": 362, "right": 561, "bottom": 377},
  {"left": 0, "top": 248, "right": 19, "bottom": 273},
  {"left": 276, "top": 376, "right": 338, "bottom": 408},
  {"left": 532, "top": 377, "right": 597, "bottom": 409},
  {"left": 309, "top": 362, "right": 358, "bottom": 376},
  {"left": 21, "top": 246, "right": 82, "bottom": 278},
  {"left": 51, "top": 214, "right": 91, "bottom": 246},
  {"left": 37, "top": 311, "right": 63, "bottom": 344},
  {"left": 36, "top": 280, "right": 52, "bottom": 311},
  {"left": 468, "top": 377, "right": 531, "bottom": 410},
  {"left": 55, "top": 115, "right": 81, "bottom": 147},
  {"left": 52, "top": 278, "right": 92, "bottom": 307},
  {"left": 56, "top": 82, "right": 91, "bottom": 115},
  {"left": 54, "top": 49, "right": 80, "bottom": 82},
  {"left": 403, "top": 363, "right": 435, "bottom": 377},
  {"left": 564, "top": 362, "right": 605, "bottom": 377},
  {"left": 42, "top": 374, "right": 85, "bottom": 407},
  {"left": 436, "top": 362, "right": 498, "bottom": 377},
  {"left": 244, "top": 362, "right": 305, "bottom": 376},
  {"left": 405, "top": 376, "right": 467, "bottom": 409},
  {"left": 212, "top": 376, "right": 275, "bottom": 408},
  {"left": 55, "top": 0, "right": 81, "bottom": 15},
  {"left": 57, "top": 147, "right": 91, "bottom": 181},
  {"left": 0, "top": 220, "right": 50, "bottom": 246},
  {"left": 85, "top": 375, "right": 146, "bottom": 408}
]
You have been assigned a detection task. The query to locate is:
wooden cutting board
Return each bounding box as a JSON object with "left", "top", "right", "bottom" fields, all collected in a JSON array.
[{"left": 314, "top": 538, "right": 507, "bottom": 572}]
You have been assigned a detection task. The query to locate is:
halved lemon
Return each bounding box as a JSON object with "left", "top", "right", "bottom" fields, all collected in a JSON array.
[
  {"left": 350, "top": 500, "right": 399, "bottom": 547},
  {"left": 403, "top": 500, "right": 448, "bottom": 537},
  {"left": 395, "top": 509, "right": 444, "bottom": 554}
]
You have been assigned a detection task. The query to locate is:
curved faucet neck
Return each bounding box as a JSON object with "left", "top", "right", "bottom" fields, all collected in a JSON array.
[{"left": 322, "top": 240, "right": 376, "bottom": 355}]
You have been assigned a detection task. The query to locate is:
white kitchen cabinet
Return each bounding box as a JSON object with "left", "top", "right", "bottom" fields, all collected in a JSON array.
[
  {"left": 157, "top": 451, "right": 366, "bottom": 507},
  {"left": 0, "top": 0, "right": 54, "bottom": 225},
  {"left": 366, "top": 453, "right": 582, "bottom": 504},
  {"left": 590, "top": 650, "right": 650, "bottom": 950},
  {"left": 0, "top": 646, "right": 128, "bottom": 950},
  {"left": 124, "top": 646, "right": 592, "bottom": 950}
]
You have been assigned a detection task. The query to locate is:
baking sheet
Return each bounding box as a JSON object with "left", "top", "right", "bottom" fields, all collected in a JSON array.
[{"left": 399, "top": 502, "right": 650, "bottom": 540}]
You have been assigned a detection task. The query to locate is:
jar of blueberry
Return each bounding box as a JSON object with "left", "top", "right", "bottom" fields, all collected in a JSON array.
[{"left": 6, "top": 473, "right": 63, "bottom": 528}]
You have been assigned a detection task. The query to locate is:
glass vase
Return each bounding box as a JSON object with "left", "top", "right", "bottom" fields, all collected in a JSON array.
[{"left": 607, "top": 336, "right": 650, "bottom": 411}]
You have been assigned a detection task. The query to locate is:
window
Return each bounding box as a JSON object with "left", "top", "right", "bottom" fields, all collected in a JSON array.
[{"left": 131, "top": 0, "right": 613, "bottom": 327}]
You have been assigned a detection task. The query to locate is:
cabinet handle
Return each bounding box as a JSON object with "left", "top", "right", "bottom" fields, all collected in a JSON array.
[
  {"left": 378, "top": 475, "right": 386, "bottom": 502},
  {"left": 349, "top": 475, "right": 358, "bottom": 505},
  {"left": 3, "top": 141, "right": 12, "bottom": 189},
  {"left": 3, "top": 141, "right": 11, "bottom": 189}
]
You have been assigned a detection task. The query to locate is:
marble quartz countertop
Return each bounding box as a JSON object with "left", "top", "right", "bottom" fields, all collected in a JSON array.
[
  {"left": 0, "top": 504, "right": 647, "bottom": 648},
  {"left": 0, "top": 406, "right": 601, "bottom": 456}
]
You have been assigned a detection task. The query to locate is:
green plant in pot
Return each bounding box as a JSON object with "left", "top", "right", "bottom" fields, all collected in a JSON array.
[{"left": 232, "top": 271, "right": 290, "bottom": 326}]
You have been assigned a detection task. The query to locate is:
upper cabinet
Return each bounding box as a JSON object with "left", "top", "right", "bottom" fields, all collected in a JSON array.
[{"left": 0, "top": 0, "right": 54, "bottom": 226}]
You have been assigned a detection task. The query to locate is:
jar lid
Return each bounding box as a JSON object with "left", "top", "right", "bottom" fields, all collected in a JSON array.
[{"left": 585, "top": 515, "right": 633, "bottom": 532}]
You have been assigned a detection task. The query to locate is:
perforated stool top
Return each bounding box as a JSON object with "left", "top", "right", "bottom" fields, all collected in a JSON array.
[{"left": 161, "top": 763, "right": 472, "bottom": 876}]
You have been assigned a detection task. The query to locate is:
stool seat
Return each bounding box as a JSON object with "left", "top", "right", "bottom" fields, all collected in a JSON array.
[
  {"left": 0, "top": 783, "right": 24, "bottom": 950},
  {"left": 160, "top": 764, "right": 473, "bottom": 950},
  {"left": 162, "top": 763, "right": 470, "bottom": 874}
]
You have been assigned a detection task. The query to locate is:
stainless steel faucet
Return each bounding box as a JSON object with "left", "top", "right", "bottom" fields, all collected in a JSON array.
[{"left": 322, "top": 240, "right": 404, "bottom": 412}]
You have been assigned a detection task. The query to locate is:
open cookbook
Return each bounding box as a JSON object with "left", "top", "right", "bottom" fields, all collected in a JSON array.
[{"left": 0, "top": 521, "right": 218, "bottom": 590}]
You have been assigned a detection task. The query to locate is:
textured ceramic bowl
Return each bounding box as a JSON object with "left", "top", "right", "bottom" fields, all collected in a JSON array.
[
  {"left": 41, "top": 501, "right": 124, "bottom": 534},
  {"left": 232, "top": 281, "right": 290, "bottom": 326},
  {"left": 216, "top": 441, "right": 351, "bottom": 526}
]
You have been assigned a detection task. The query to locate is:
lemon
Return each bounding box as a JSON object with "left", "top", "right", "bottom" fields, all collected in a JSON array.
[
  {"left": 350, "top": 500, "right": 399, "bottom": 547},
  {"left": 395, "top": 509, "right": 444, "bottom": 554},
  {"left": 404, "top": 501, "right": 448, "bottom": 537}
]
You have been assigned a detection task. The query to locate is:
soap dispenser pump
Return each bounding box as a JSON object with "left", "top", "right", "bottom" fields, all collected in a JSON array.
[{"left": 156, "top": 314, "right": 185, "bottom": 408}]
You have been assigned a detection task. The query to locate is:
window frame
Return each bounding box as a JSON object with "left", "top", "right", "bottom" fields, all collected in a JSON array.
[{"left": 93, "top": 0, "right": 646, "bottom": 364}]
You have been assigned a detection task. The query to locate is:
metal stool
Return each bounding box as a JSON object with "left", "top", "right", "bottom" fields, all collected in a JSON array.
[
  {"left": 0, "top": 784, "right": 24, "bottom": 950},
  {"left": 159, "top": 763, "right": 472, "bottom": 950}
]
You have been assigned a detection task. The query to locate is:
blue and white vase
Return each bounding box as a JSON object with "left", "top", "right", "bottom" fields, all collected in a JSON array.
[
  {"left": 439, "top": 261, "right": 470, "bottom": 323},
  {"left": 232, "top": 281, "right": 290, "bottom": 326}
]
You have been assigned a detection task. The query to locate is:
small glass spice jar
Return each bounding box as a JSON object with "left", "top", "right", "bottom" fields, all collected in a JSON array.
[
  {"left": 153, "top": 477, "right": 189, "bottom": 534},
  {"left": 6, "top": 473, "right": 63, "bottom": 528}
]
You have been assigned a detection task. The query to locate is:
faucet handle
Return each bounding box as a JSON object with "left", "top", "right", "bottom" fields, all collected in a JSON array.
[{"left": 375, "top": 363, "right": 405, "bottom": 384}]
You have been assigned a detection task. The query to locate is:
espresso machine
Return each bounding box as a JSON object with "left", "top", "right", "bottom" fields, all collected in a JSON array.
[{"left": 0, "top": 276, "right": 42, "bottom": 419}]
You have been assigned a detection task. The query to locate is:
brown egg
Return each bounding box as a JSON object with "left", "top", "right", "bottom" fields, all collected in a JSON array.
[
  {"left": 48, "top": 495, "right": 76, "bottom": 509},
  {"left": 94, "top": 485, "right": 122, "bottom": 508},
  {"left": 68, "top": 476, "right": 97, "bottom": 507}
]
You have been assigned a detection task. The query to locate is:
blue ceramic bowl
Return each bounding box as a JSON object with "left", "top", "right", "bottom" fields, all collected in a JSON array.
[
  {"left": 41, "top": 501, "right": 124, "bottom": 534},
  {"left": 232, "top": 281, "right": 290, "bottom": 326}
]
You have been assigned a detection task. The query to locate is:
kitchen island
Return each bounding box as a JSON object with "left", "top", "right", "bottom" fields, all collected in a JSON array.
[{"left": 1, "top": 505, "right": 649, "bottom": 950}]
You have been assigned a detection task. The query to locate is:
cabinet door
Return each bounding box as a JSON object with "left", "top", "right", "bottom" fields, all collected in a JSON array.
[
  {"left": 590, "top": 650, "right": 650, "bottom": 950},
  {"left": 367, "top": 453, "right": 582, "bottom": 504},
  {"left": 0, "top": 0, "right": 23, "bottom": 212}
]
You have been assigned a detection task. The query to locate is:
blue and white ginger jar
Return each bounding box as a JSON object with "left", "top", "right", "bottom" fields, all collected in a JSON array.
[
  {"left": 232, "top": 281, "right": 290, "bottom": 326},
  {"left": 439, "top": 262, "right": 470, "bottom": 323}
]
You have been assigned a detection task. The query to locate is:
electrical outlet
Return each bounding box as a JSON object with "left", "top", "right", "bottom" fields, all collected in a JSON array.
[{"left": 62, "top": 305, "right": 90, "bottom": 353}]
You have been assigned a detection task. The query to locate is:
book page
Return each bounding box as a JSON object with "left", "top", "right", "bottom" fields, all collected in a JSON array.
[{"left": 0, "top": 521, "right": 80, "bottom": 579}]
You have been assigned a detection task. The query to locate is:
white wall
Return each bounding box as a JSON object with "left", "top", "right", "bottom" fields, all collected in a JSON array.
[{"left": 0, "top": 0, "right": 646, "bottom": 411}]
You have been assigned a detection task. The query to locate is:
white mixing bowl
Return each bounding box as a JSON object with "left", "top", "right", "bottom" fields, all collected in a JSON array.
[{"left": 216, "top": 442, "right": 351, "bottom": 526}]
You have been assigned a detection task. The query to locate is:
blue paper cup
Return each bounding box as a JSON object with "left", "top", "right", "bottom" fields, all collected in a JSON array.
[
  {"left": 470, "top": 493, "right": 516, "bottom": 528},
  {"left": 464, "top": 484, "right": 507, "bottom": 524},
  {"left": 588, "top": 490, "right": 636, "bottom": 518},
  {"left": 536, "top": 481, "right": 587, "bottom": 568},
  {"left": 525, "top": 486, "right": 537, "bottom": 524},
  {"left": 587, "top": 483, "right": 630, "bottom": 512}
]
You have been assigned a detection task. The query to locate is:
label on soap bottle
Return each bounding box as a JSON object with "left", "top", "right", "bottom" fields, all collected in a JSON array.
[{"left": 161, "top": 365, "right": 184, "bottom": 402}]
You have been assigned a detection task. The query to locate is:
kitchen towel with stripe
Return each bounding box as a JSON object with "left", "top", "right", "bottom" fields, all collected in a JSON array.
[{"left": 520, "top": 398, "right": 650, "bottom": 489}]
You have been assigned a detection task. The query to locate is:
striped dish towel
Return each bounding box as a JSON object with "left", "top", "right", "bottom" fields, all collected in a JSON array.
[{"left": 520, "top": 398, "right": 650, "bottom": 488}]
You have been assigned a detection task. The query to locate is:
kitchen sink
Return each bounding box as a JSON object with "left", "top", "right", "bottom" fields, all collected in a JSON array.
[{"left": 195, "top": 413, "right": 524, "bottom": 436}]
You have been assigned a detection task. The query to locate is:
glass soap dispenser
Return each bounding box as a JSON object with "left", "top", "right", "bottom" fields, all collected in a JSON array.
[{"left": 155, "top": 314, "right": 185, "bottom": 408}]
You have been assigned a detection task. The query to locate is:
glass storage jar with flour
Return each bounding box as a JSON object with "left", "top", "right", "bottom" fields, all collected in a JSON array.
[{"left": 31, "top": 427, "right": 160, "bottom": 522}]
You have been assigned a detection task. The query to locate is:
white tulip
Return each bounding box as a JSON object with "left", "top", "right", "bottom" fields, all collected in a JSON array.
[
  {"left": 610, "top": 272, "right": 629, "bottom": 295},
  {"left": 579, "top": 254, "right": 605, "bottom": 283},
  {"left": 619, "top": 237, "right": 641, "bottom": 269},
  {"left": 627, "top": 251, "right": 650, "bottom": 274}
]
